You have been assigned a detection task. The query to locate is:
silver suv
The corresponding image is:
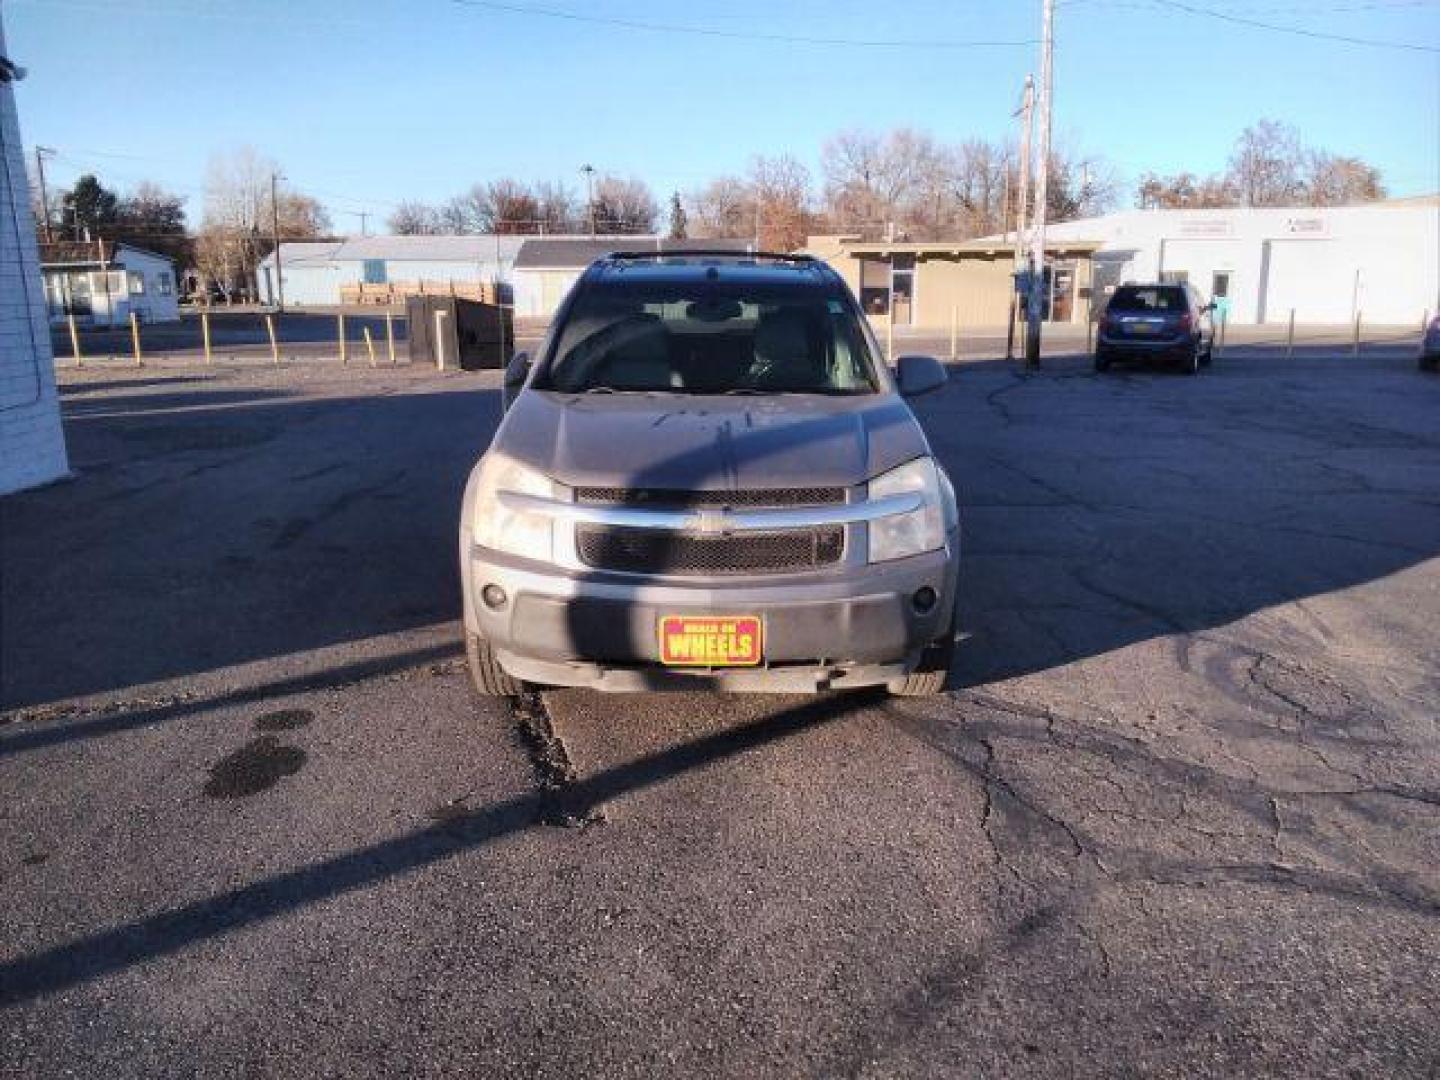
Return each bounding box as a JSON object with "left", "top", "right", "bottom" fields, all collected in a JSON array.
[{"left": 459, "top": 252, "right": 960, "bottom": 696}]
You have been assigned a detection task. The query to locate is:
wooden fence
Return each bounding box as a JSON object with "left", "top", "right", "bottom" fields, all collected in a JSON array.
[{"left": 340, "top": 280, "right": 502, "bottom": 306}]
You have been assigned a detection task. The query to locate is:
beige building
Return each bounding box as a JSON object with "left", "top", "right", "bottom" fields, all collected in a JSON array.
[{"left": 804, "top": 235, "right": 1102, "bottom": 331}]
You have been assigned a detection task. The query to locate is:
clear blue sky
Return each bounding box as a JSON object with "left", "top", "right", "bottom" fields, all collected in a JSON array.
[{"left": 7, "top": 0, "right": 1438, "bottom": 231}]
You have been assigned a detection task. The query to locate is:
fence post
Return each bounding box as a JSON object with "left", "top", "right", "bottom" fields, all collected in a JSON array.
[
  {"left": 1286, "top": 309, "right": 1295, "bottom": 359},
  {"left": 129, "top": 312, "right": 143, "bottom": 367},
  {"left": 363, "top": 327, "right": 377, "bottom": 368},
  {"left": 67, "top": 314, "right": 82, "bottom": 367},
  {"left": 385, "top": 312, "right": 397, "bottom": 365},
  {"left": 949, "top": 305, "right": 958, "bottom": 362},
  {"left": 338, "top": 313, "right": 348, "bottom": 365},
  {"left": 434, "top": 309, "right": 448, "bottom": 371},
  {"left": 1353, "top": 310, "right": 1362, "bottom": 358},
  {"left": 265, "top": 313, "right": 280, "bottom": 365},
  {"left": 201, "top": 309, "right": 213, "bottom": 365}
]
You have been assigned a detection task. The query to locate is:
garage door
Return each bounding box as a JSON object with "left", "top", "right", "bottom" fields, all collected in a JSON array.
[{"left": 1260, "top": 240, "right": 1354, "bottom": 324}]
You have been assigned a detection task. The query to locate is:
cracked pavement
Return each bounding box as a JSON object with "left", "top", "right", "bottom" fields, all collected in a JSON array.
[{"left": 2, "top": 348, "right": 1438, "bottom": 1077}]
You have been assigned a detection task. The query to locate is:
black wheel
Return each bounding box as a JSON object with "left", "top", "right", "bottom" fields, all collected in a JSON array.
[
  {"left": 1183, "top": 345, "right": 1201, "bottom": 375},
  {"left": 888, "top": 608, "right": 957, "bottom": 697},
  {"left": 1094, "top": 351, "right": 1112, "bottom": 373},
  {"left": 1420, "top": 353, "right": 1438, "bottom": 372},
  {"left": 466, "top": 629, "right": 524, "bottom": 697},
  {"left": 1201, "top": 341, "right": 1215, "bottom": 367}
]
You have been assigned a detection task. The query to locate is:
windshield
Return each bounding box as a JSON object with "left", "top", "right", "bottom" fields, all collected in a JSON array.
[
  {"left": 1108, "top": 286, "right": 1188, "bottom": 313},
  {"left": 539, "top": 281, "right": 880, "bottom": 395}
]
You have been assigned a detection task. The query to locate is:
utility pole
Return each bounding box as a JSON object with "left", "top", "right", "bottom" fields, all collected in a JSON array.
[
  {"left": 270, "top": 172, "right": 285, "bottom": 312},
  {"left": 581, "top": 164, "right": 596, "bottom": 238},
  {"left": 34, "top": 145, "right": 55, "bottom": 243},
  {"left": 1025, "top": 0, "right": 1055, "bottom": 370},
  {"left": 1006, "top": 76, "right": 1034, "bottom": 362},
  {"left": 351, "top": 210, "right": 369, "bottom": 237}
]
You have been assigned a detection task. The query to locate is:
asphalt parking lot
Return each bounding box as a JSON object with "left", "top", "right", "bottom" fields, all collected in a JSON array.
[{"left": 3, "top": 345, "right": 1438, "bottom": 1077}]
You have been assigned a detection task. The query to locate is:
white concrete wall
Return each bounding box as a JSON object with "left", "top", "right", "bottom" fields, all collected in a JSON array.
[
  {"left": 0, "top": 16, "right": 69, "bottom": 495},
  {"left": 1048, "top": 205, "right": 1439, "bottom": 324}
]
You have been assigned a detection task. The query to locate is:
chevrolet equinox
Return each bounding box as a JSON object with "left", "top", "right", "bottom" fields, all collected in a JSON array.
[{"left": 459, "top": 251, "right": 960, "bottom": 696}]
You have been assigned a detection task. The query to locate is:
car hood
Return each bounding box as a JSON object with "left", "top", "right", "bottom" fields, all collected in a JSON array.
[{"left": 493, "top": 391, "right": 929, "bottom": 490}]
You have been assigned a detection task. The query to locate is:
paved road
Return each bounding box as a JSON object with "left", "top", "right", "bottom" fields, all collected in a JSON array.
[{"left": 3, "top": 349, "right": 1438, "bottom": 1076}]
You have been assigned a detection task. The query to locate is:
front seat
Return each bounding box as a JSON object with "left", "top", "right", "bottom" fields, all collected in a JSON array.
[
  {"left": 594, "top": 316, "right": 677, "bottom": 390},
  {"left": 747, "top": 309, "right": 821, "bottom": 391}
]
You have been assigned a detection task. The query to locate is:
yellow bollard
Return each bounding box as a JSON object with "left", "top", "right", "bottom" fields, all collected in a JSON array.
[
  {"left": 67, "top": 314, "right": 82, "bottom": 367},
  {"left": 201, "top": 309, "right": 213, "bottom": 365},
  {"left": 363, "top": 327, "right": 377, "bottom": 368},
  {"left": 338, "top": 313, "right": 348, "bottom": 365},
  {"left": 385, "top": 311, "right": 397, "bottom": 365},
  {"left": 265, "top": 314, "right": 280, "bottom": 365},
  {"left": 129, "top": 312, "right": 143, "bottom": 367}
]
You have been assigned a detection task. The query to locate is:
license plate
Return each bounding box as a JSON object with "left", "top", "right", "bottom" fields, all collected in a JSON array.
[
  {"left": 658, "top": 615, "right": 763, "bottom": 667},
  {"left": 1128, "top": 322, "right": 1159, "bottom": 334}
]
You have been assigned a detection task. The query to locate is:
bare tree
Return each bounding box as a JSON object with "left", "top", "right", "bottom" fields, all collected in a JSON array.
[
  {"left": 822, "top": 128, "right": 944, "bottom": 235},
  {"left": 438, "top": 195, "right": 476, "bottom": 235},
  {"left": 534, "top": 180, "right": 578, "bottom": 233},
  {"left": 388, "top": 200, "right": 443, "bottom": 235},
  {"left": 1137, "top": 171, "right": 1238, "bottom": 209},
  {"left": 1229, "top": 120, "right": 1305, "bottom": 207},
  {"left": 196, "top": 147, "right": 331, "bottom": 300},
  {"left": 468, "top": 178, "right": 540, "bottom": 234},
  {"left": 592, "top": 175, "right": 657, "bottom": 234},
  {"left": 749, "top": 155, "right": 814, "bottom": 250},
  {"left": 1304, "top": 152, "right": 1385, "bottom": 206},
  {"left": 688, "top": 176, "right": 752, "bottom": 239}
]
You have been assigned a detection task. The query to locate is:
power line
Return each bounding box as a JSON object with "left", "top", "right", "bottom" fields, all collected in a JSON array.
[
  {"left": 450, "top": 0, "right": 1038, "bottom": 48},
  {"left": 1147, "top": 0, "right": 1440, "bottom": 51}
]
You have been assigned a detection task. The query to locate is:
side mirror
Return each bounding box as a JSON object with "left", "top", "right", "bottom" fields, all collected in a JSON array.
[
  {"left": 504, "top": 351, "right": 531, "bottom": 388},
  {"left": 502, "top": 351, "right": 531, "bottom": 413},
  {"left": 895, "top": 354, "right": 947, "bottom": 397}
]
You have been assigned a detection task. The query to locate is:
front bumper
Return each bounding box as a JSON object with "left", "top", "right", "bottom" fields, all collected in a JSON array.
[{"left": 463, "top": 534, "right": 960, "bottom": 692}]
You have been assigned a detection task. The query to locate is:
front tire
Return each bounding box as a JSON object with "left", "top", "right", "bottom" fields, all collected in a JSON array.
[
  {"left": 1183, "top": 345, "right": 1201, "bottom": 375},
  {"left": 466, "top": 629, "right": 524, "bottom": 697},
  {"left": 888, "top": 613, "right": 957, "bottom": 697},
  {"left": 1094, "top": 350, "right": 1112, "bottom": 373}
]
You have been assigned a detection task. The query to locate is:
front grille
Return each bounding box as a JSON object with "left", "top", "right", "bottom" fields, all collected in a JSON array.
[
  {"left": 576, "top": 525, "right": 845, "bottom": 575},
  {"left": 574, "top": 487, "right": 846, "bottom": 509}
]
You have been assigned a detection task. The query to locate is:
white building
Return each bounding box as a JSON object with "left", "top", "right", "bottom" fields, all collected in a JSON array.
[
  {"left": 0, "top": 16, "right": 68, "bottom": 495},
  {"left": 254, "top": 235, "right": 529, "bottom": 306},
  {"left": 1043, "top": 198, "right": 1439, "bottom": 325},
  {"left": 40, "top": 241, "right": 180, "bottom": 327},
  {"left": 511, "top": 237, "right": 753, "bottom": 320}
]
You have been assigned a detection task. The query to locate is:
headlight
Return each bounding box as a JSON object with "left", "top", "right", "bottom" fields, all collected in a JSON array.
[
  {"left": 868, "top": 457, "right": 945, "bottom": 563},
  {"left": 471, "top": 454, "right": 556, "bottom": 559}
]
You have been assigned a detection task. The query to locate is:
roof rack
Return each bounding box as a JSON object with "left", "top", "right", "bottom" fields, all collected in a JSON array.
[{"left": 604, "top": 249, "right": 818, "bottom": 263}]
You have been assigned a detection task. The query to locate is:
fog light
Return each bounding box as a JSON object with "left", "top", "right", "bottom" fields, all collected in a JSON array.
[
  {"left": 912, "top": 586, "right": 938, "bottom": 614},
  {"left": 481, "top": 583, "right": 508, "bottom": 610}
]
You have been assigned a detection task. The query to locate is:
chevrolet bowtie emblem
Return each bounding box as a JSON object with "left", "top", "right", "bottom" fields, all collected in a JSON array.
[{"left": 688, "top": 509, "right": 730, "bottom": 535}]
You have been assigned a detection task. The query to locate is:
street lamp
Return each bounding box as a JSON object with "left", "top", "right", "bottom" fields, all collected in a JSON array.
[{"left": 581, "top": 164, "right": 596, "bottom": 238}]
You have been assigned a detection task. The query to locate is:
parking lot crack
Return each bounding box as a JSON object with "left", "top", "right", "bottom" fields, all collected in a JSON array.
[{"left": 510, "top": 692, "right": 604, "bottom": 828}]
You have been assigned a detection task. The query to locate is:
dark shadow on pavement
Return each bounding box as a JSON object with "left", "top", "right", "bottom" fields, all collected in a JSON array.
[{"left": 0, "top": 690, "right": 870, "bottom": 1007}]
